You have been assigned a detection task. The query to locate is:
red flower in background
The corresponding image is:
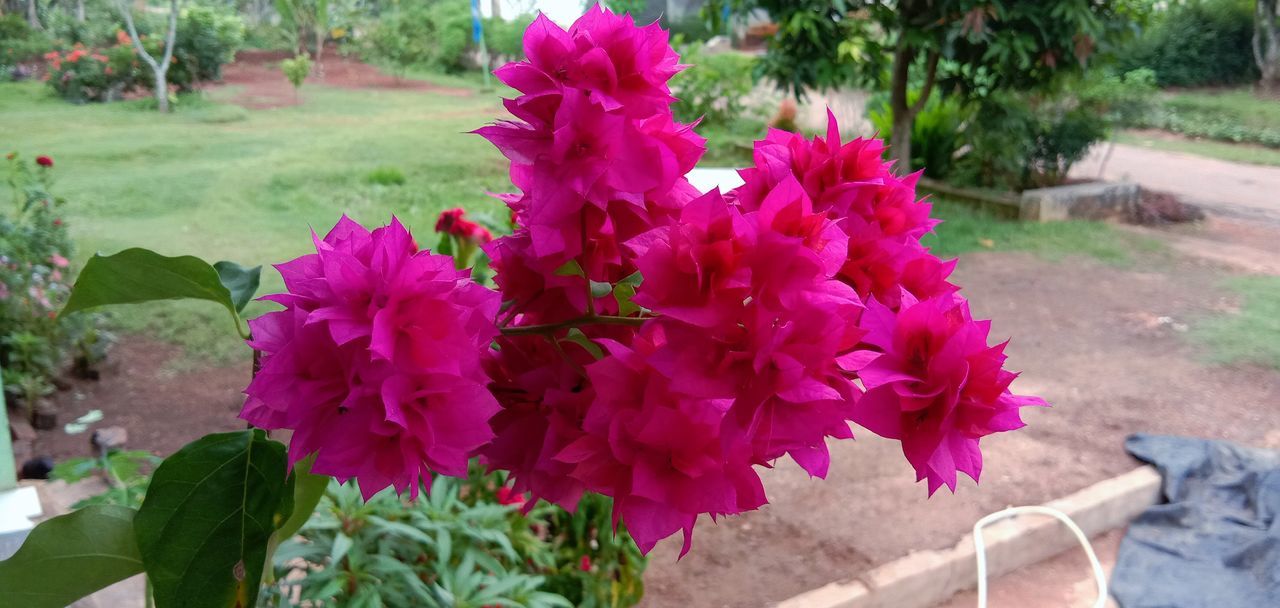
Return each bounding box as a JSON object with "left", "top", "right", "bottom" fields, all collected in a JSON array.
[
  {"left": 36, "top": 156, "right": 53, "bottom": 167},
  {"left": 435, "top": 207, "right": 494, "bottom": 245},
  {"left": 579, "top": 555, "right": 592, "bottom": 572}
]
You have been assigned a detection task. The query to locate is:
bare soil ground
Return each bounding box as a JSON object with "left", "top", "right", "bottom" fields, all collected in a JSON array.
[
  {"left": 638, "top": 249, "right": 1280, "bottom": 608},
  {"left": 214, "top": 49, "right": 473, "bottom": 109}
]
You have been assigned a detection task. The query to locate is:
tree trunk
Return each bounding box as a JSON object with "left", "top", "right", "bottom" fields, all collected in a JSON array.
[
  {"left": 153, "top": 69, "right": 169, "bottom": 112},
  {"left": 1255, "top": 0, "right": 1280, "bottom": 94},
  {"left": 118, "top": 0, "right": 178, "bottom": 112},
  {"left": 313, "top": 26, "right": 324, "bottom": 78},
  {"left": 490, "top": 0, "right": 501, "bottom": 19},
  {"left": 888, "top": 42, "right": 914, "bottom": 171},
  {"left": 75, "top": 0, "right": 83, "bottom": 21},
  {"left": 26, "top": 0, "right": 40, "bottom": 29}
]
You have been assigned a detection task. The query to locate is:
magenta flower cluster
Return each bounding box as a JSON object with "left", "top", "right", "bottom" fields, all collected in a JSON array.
[{"left": 241, "top": 5, "right": 1045, "bottom": 557}]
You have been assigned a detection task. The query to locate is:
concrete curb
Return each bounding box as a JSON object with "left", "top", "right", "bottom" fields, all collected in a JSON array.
[{"left": 775, "top": 466, "right": 1162, "bottom": 608}]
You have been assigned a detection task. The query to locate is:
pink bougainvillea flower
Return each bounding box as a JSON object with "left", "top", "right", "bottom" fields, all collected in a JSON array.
[
  {"left": 482, "top": 334, "right": 593, "bottom": 510},
  {"left": 498, "top": 6, "right": 681, "bottom": 120},
  {"left": 566, "top": 321, "right": 766, "bottom": 556},
  {"left": 628, "top": 190, "right": 755, "bottom": 328},
  {"left": 35, "top": 155, "right": 53, "bottom": 167},
  {"left": 49, "top": 253, "right": 69, "bottom": 268},
  {"left": 845, "top": 293, "right": 1047, "bottom": 494},
  {"left": 241, "top": 216, "right": 502, "bottom": 499}
]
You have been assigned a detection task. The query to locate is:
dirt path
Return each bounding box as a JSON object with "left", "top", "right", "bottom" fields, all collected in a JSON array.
[
  {"left": 1070, "top": 141, "right": 1280, "bottom": 226},
  {"left": 639, "top": 250, "right": 1280, "bottom": 607},
  {"left": 214, "top": 49, "right": 474, "bottom": 110}
]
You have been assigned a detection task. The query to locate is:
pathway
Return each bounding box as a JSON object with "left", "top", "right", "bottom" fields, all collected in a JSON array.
[{"left": 1071, "top": 142, "right": 1280, "bottom": 226}]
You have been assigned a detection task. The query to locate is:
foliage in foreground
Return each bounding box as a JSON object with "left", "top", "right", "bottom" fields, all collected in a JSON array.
[
  {"left": 1, "top": 153, "right": 111, "bottom": 422},
  {"left": 265, "top": 474, "right": 644, "bottom": 607}
]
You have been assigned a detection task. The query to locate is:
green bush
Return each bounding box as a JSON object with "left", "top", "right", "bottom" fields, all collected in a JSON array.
[
  {"left": 174, "top": 4, "right": 246, "bottom": 83},
  {"left": 671, "top": 44, "right": 758, "bottom": 127},
  {"left": 1118, "top": 0, "right": 1256, "bottom": 88},
  {"left": 0, "top": 14, "right": 56, "bottom": 76},
  {"left": 868, "top": 93, "right": 968, "bottom": 179},
  {"left": 44, "top": 44, "right": 142, "bottom": 103},
  {"left": 1, "top": 153, "right": 112, "bottom": 419},
  {"left": 280, "top": 53, "right": 311, "bottom": 93},
  {"left": 265, "top": 470, "right": 646, "bottom": 608}
]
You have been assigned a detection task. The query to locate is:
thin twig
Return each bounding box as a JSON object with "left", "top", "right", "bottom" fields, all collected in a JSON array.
[{"left": 498, "top": 314, "right": 647, "bottom": 336}]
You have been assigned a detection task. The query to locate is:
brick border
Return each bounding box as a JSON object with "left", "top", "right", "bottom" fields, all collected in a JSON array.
[{"left": 775, "top": 466, "right": 1162, "bottom": 608}]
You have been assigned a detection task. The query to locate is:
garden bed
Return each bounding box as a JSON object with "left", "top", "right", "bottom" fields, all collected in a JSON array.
[{"left": 18, "top": 249, "right": 1279, "bottom": 608}]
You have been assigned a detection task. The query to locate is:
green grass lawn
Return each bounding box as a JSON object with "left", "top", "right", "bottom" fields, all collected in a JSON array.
[
  {"left": 1192, "top": 276, "right": 1280, "bottom": 370},
  {"left": 3, "top": 79, "right": 1151, "bottom": 366},
  {"left": 1117, "top": 130, "right": 1280, "bottom": 166},
  {"left": 1163, "top": 89, "right": 1280, "bottom": 132},
  {"left": 3, "top": 80, "right": 512, "bottom": 364}
]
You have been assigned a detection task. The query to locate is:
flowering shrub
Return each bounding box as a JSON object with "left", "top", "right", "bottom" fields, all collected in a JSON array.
[
  {"left": 44, "top": 42, "right": 142, "bottom": 103},
  {"left": 0, "top": 7, "right": 1045, "bottom": 608},
  {"left": 1, "top": 153, "right": 111, "bottom": 421}
]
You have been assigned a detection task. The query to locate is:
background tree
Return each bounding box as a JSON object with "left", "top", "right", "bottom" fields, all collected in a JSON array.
[
  {"left": 118, "top": 0, "right": 179, "bottom": 113},
  {"left": 1257, "top": 0, "right": 1280, "bottom": 92},
  {"left": 711, "top": 0, "right": 1127, "bottom": 170}
]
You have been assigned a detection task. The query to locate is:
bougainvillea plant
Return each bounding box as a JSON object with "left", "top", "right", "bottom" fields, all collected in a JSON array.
[{"left": 0, "top": 5, "right": 1044, "bottom": 608}]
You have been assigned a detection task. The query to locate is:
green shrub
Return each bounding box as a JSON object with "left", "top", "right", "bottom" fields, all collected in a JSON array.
[
  {"left": 0, "top": 14, "right": 56, "bottom": 76},
  {"left": 44, "top": 44, "right": 142, "bottom": 103},
  {"left": 1, "top": 153, "right": 112, "bottom": 418},
  {"left": 1118, "top": 0, "right": 1256, "bottom": 88},
  {"left": 671, "top": 44, "right": 758, "bottom": 127},
  {"left": 484, "top": 14, "right": 530, "bottom": 62},
  {"left": 365, "top": 166, "right": 406, "bottom": 186},
  {"left": 174, "top": 4, "right": 246, "bottom": 83},
  {"left": 265, "top": 470, "right": 646, "bottom": 608},
  {"left": 868, "top": 93, "right": 968, "bottom": 180},
  {"left": 280, "top": 53, "right": 311, "bottom": 94}
]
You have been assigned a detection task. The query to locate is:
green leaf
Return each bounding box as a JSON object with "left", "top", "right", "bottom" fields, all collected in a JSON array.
[
  {"left": 561, "top": 328, "right": 604, "bottom": 360},
  {"left": 553, "top": 259, "right": 584, "bottom": 277},
  {"left": 60, "top": 248, "right": 249, "bottom": 332},
  {"left": 213, "top": 261, "right": 262, "bottom": 314},
  {"left": 617, "top": 271, "right": 643, "bottom": 287},
  {"left": 613, "top": 283, "right": 640, "bottom": 317},
  {"left": 436, "top": 232, "right": 454, "bottom": 257},
  {"left": 0, "top": 505, "right": 144, "bottom": 608},
  {"left": 134, "top": 430, "right": 290, "bottom": 608},
  {"left": 274, "top": 456, "right": 328, "bottom": 541},
  {"left": 589, "top": 280, "right": 613, "bottom": 299}
]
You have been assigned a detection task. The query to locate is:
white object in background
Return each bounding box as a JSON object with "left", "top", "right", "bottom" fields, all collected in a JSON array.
[
  {"left": 686, "top": 167, "right": 745, "bottom": 195},
  {"left": 972, "top": 505, "right": 1108, "bottom": 608},
  {"left": 0, "top": 485, "right": 43, "bottom": 560}
]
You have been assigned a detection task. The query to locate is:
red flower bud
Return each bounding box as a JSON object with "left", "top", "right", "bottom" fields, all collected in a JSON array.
[{"left": 35, "top": 155, "right": 53, "bottom": 167}]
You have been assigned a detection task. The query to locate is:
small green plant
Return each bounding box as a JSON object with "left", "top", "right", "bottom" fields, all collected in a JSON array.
[
  {"left": 50, "top": 450, "right": 160, "bottom": 510},
  {"left": 281, "top": 54, "right": 312, "bottom": 100},
  {"left": 365, "top": 166, "right": 406, "bottom": 186},
  {"left": 671, "top": 43, "right": 759, "bottom": 128}
]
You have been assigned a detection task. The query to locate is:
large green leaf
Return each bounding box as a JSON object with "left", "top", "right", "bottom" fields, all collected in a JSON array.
[
  {"left": 61, "top": 248, "right": 260, "bottom": 322},
  {"left": 134, "top": 430, "right": 290, "bottom": 608},
  {"left": 0, "top": 505, "right": 144, "bottom": 608},
  {"left": 213, "top": 261, "right": 263, "bottom": 314},
  {"left": 274, "top": 456, "right": 327, "bottom": 541}
]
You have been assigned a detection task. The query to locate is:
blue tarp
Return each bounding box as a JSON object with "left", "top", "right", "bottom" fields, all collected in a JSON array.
[{"left": 1111, "top": 434, "right": 1280, "bottom": 608}]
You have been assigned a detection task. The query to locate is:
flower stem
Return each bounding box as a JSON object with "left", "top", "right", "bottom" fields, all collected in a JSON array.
[{"left": 498, "top": 314, "right": 647, "bottom": 336}]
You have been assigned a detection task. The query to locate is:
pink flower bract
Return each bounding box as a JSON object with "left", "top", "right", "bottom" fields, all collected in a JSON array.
[
  {"left": 846, "top": 293, "right": 1047, "bottom": 495},
  {"left": 242, "top": 216, "right": 501, "bottom": 499}
]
